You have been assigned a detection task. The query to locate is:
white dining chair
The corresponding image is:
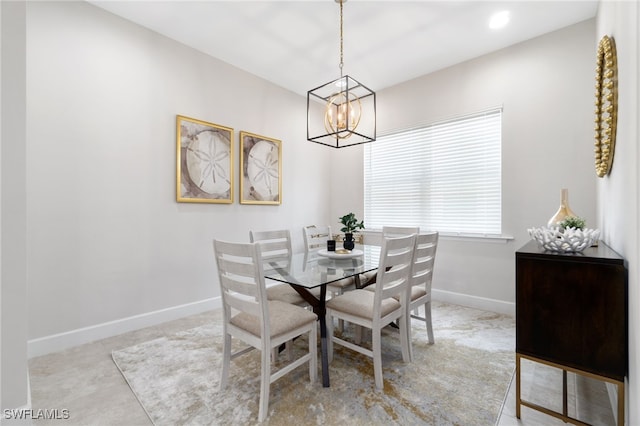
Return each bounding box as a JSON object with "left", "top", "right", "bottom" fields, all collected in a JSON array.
[
  {"left": 303, "top": 224, "right": 360, "bottom": 333},
  {"left": 303, "top": 225, "right": 358, "bottom": 296},
  {"left": 326, "top": 233, "right": 416, "bottom": 389},
  {"left": 302, "top": 224, "right": 332, "bottom": 251},
  {"left": 400, "top": 231, "right": 439, "bottom": 361},
  {"left": 213, "top": 239, "right": 318, "bottom": 422},
  {"left": 250, "top": 229, "right": 322, "bottom": 362},
  {"left": 250, "top": 229, "right": 321, "bottom": 306},
  {"left": 360, "top": 226, "right": 420, "bottom": 286}
]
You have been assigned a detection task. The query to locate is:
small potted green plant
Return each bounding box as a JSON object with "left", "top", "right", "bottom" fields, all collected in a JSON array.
[
  {"left": 339, "top": 212, "right": 364, "bottom": 250},
  {"left": 559, "top": 216, "right": 586, "bottom": 230}
]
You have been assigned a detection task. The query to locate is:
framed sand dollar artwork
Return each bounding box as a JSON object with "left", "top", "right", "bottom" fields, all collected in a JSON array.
[
  {"left": 176, "top": 115, "right": 234, "bottom": 203},
  {"left": 240, "top": 131, "right": 282, "bottom": 205}
]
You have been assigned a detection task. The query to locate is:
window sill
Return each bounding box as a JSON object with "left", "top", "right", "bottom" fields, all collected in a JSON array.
[
  {"left": 361, "top": 229, "right": 514, "bottom": 244},
  {"left": 440, "top": 233, "right": 514, "bottom": 243}
]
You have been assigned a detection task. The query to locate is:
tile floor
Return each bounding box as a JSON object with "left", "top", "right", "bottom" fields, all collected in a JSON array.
[{"left": 27, "top": 305, "right": 617, "bottom": 425}]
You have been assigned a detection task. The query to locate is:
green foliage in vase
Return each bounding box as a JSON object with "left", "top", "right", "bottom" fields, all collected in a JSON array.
[
  {"left": 339, "top": 212, "right": 365, "bottom": 233},
  {"left": 559, "top": 216, "right": 586, "bottom": 230}
]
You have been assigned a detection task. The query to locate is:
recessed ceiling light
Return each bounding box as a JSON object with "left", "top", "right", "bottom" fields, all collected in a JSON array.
[{"left": 489, "top": 11, "right": 510, "bottom": 30}]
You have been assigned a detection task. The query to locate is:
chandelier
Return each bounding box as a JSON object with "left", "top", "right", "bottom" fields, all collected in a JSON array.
[{"left": 307, "top": 0, "right": 376, "bottom": 148}]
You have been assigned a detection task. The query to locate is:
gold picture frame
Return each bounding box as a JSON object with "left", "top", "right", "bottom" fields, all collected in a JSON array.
[
  {"left": 176, "top": 115, "right": 234, "bottom": 203},
  {"left": 240, "top": 131, "right": 282, "bottom": 205}
]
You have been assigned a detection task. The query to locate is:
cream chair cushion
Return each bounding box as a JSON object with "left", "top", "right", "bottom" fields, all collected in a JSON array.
[
  {"left": 266, "top": 284, "right": 321, "bottom": 305},
  {"left": 231, "top": 300, "right": 318, "bottom": 338},
  {"left": 329, "top": 276, "right": 359, "bottom": 289},
  {"left": 326, "top": 289, "right": 401, "bottom": 319},
  {"left": 409, "top": 286, "right": 428, "bottom": 300},
  {"left": 377, "top": 285, "right": 427, "bottom": 301}
]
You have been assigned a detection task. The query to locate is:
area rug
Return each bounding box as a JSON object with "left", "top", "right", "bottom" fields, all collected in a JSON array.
[{"left": 112, "top": 302, "right": 515, "bottom": 425}]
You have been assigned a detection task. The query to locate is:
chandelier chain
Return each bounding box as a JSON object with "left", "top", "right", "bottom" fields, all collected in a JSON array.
[{"left": 339, "top": 0, "right": 344, "bottom": 76}]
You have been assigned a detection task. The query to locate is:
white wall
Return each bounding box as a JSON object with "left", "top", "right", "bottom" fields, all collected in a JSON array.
[
  {"left": 596, "top": 2, "right": 639, "bottom": 424},
  {"left": 332, "top": 19, "right": 597, "bottom": 313},
  {"left": 1, "top": 0, "right": 29, "bottom": 411},
  {"left": 25, "top": 1, "right": 333, "bottom": 353}
]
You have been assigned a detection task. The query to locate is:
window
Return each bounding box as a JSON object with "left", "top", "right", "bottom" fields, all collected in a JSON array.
[{"left": 364, "top": 108, "right": 502, "bottom": 236}]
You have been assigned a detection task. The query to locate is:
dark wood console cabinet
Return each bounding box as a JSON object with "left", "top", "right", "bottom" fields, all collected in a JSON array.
[{"left": 515, "top": 240, "right": 627, "bottom": 425}]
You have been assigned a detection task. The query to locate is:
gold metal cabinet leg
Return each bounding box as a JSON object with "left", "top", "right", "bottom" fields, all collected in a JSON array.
[
  {"left": 516, "top": 353, "right": 521, "bottom": 419},
  {"left": 617, "top": 381, "right": 625, "bottom": 426}
]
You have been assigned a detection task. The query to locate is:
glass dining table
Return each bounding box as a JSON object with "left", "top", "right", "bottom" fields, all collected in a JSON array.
[{"left": 263, "top": 244, "right": 381, "bottom": 388}]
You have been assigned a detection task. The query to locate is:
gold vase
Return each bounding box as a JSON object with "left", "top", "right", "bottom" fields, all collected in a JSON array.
[{"left": 547, "top": 188, "right": 577, "bottom": 228}]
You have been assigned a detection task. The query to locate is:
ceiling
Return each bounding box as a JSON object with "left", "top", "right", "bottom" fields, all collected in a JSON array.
[{"left": 88, "top": 1, "right": 598, "bottom": 97}]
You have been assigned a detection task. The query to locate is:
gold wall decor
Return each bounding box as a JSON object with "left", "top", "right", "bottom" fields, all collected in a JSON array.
[
  {"left": 594, "top": 35, "right": 618, "bottom": 178},
  {"left": 176, "top": 115, "right": 234, "bottom": 203},
  {"left": 239, "top": 131, "right": 282, "bottom": 205}
]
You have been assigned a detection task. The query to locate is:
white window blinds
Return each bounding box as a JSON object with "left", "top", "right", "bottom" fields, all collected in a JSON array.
[{"left": 364, "top": 108, "right": 502, "bottom": 236}]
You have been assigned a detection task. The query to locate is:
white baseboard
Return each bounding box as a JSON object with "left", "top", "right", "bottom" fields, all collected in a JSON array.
[
  {"left": 432, "top": 289, "right": 515, "bottom": 316},
  {"left": 27, "top": 297, "right": 221, "bottom": 358},
  {"left": 27, "top": 290, "right": 513, "bottom": 358}
]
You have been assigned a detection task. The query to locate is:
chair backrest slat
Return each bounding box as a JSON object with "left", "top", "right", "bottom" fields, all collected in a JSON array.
[
  {"left": 374, "top": 234, "right": 417, "bottom": 304},
  {"left": 250, "top": 229, "right": 292, "bottom": 260},
  {"left": 411, "top": 232, "right": 438, "bottom": 291},
  {"left": 225, "top": 292, "right": 262, "bottom": 317},
  {"left": 214, "top": 239, "right": 268, "bottom": 326},
  {"left": 219, "top": 274, "right": 259, "bottom": 299},
  {"left": 218, "top": 257, "right": 261, "bottom": 280},
  {"left": 303, "top": 225, "right": 332, "bottom": 252}
]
